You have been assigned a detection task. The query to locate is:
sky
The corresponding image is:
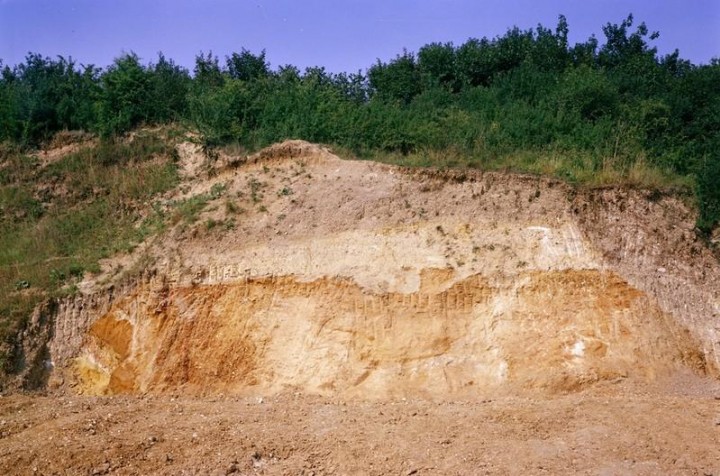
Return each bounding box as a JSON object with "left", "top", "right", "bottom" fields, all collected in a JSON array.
[{"left": 1, "top": 0, "right": 718, "bottom": 73}]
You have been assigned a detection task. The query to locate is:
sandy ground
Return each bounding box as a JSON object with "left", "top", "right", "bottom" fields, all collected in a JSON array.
[{"left": 1, "top": 379, "right": 719, "bottom": 476}]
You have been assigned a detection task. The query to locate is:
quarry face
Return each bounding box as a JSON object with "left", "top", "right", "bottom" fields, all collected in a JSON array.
[
  {"left": 37, "top": 141, "right": 715, "bottom": 399},
  {"left": 4, "top": 141, "right": 720, "bottom": 475}
]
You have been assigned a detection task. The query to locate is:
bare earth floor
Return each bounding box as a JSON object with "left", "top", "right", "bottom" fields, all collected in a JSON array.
[{"left": 1, "top": 380, "right": 719, "bottom": 476}]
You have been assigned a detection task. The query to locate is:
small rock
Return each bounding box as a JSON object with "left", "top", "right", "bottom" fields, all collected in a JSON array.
[
  {"left": 226, "top": 462, "right": 239, "bottom": 474},
  {"left": 91, "top": 462, "right": 110, "bottom": 475}
]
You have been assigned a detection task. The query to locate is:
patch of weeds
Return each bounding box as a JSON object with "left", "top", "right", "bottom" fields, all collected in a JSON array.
[
  {"left": 0, "top": 187, "right": 44, "bottom": 222},
  {"left": 137, "top": 205, "right": 167, "bottom": 240},
  {"left": 248, "top": 177, "right": 265, "bottom": 203},
  {"left": 205, "top": 218, "right": 220, "bottom": 230},
  {"left": 204, "top": 217, "right": 236, "bottom": 233},
  {"left": 223, "top": 218, "right": 236, "bottom": 230},
  {"left": 55, "top": 283, "right": 79, "bottom": 298},
  {"left": 51, "top": 262, "right": 85, "bottom": 283},
  {"left": 94, "top": 133, "right": 172, "bottom": 166},
  {"left": 67, "top": 263, "right": 83, "bottom": 278},
  {"left": 172, "top": 194, "right": 210, "bottom": 224},
  {"left": 278, "top": 187, "right": 293, "bottom": 197},
  {"left": 201, "top": 142, "right": 219, "bottom": 162},
  {"left": 209, "top": 183, "right": 226, "bottom": 199},
  {"left": 14, "top": 280, "right": 30, "bottom": 290},
  {"left": 225, "top": 200, "right": 243, "bottom": 214},
  {"left": 258, "top": 205, "right": 268, "bottom": 213},
  {"left": 85, "top": 262, "right": 102, "bottom": 274}
]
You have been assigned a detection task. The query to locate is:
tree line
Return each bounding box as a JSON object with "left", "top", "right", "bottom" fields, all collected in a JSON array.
[{"left": 1, "top": 15, "right": 718, "bottom": 230}]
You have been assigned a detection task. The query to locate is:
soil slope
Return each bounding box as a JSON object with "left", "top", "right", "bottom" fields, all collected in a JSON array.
[
  {"left": 4, "top": 139, "right": 720, "bottom": 474},
  {"left": 39, "top": 140, "right": 715, "bottom": 399}
]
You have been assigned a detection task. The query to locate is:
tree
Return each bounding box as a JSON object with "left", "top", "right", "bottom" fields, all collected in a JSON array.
[
  {"left": 456, "top": 37, "right": 494, "bottom": 87},
  {"left": 368, "top": 50, "right": 421, "bottom": 104},
  {"left": 529, "top": 16, "right": 571, "bottom": 72},
  {"left": 97, "top": 52, "right": 151, "bottom": 136},
  {"left": 226, "top": 49, "right": 269, "bottom": 81},
  {"left": 597, "top": 15, "right": 665, "bottom": 97},
  {"left": 0, "top": 62, "right": 21, "bottom": 142},
  {"left": 193, "top": 51, "right": 224, "bottom": 91},
  {"left": 418, "top": 42, "right": 458, "bottom": 92},
  {"left": 148, "top": 52, "right": 190, "bottom": 122},
  {"left": 333, "top": 71, "right": 368, "bottom": 104}
]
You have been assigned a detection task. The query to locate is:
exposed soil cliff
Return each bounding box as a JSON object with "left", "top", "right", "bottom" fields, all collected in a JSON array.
[
  {"left": 11, "top": 140, "right": 713, "bottom": 400},
  {"left": 3, "top": 140, "right": 720, "bottom": 475}
]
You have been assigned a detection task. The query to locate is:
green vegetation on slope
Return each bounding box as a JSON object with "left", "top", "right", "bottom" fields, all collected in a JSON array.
[{"left": 0, "top": 131, "right": 179, "bottom": 371}]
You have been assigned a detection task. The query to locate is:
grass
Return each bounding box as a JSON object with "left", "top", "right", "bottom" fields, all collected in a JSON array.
[
  {"left": 338, "top": 144, "right": 694, "bottom": 194},
  {"left": 0, "top": 130, "right": 180, "bottom": 371}
]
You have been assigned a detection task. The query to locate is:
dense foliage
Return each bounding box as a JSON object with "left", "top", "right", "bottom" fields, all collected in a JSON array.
[{"left": 1, "top": 15, "right": 719, "bottom": 230}]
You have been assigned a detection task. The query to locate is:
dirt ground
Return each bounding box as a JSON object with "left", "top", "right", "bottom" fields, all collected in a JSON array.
[{"left": 1, "top": 377, "right": 719, "bottom": 476}]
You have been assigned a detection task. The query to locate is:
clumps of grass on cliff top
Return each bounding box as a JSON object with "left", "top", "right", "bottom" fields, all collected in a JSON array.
[
  {"left": 349, "top": 146, "right": 694, "bottom": 193},
  {"left": 0, "top": 130, "right": 180, "bottom": 366}
]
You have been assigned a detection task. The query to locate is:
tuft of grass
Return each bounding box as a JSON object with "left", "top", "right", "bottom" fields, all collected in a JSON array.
[
  {"left": 171, "top": 194, "right": 210, "bottom": 224},
  {"left": 204, "top": 218, "right": 220, "bottom": 230},
  {"left": 209, "top": 182, "right": 226, "bottom": 199},
  {"left": 225, "top": 200, "right": 242, "bottom": 215}
]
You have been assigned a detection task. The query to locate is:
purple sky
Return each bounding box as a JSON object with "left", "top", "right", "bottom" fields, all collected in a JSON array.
[{"left": 1, "top": 0, "right": 718, "bottom": 72}]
